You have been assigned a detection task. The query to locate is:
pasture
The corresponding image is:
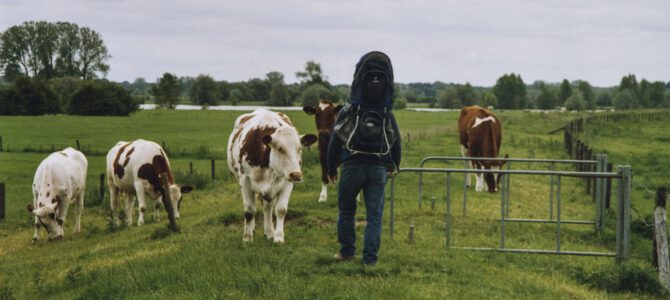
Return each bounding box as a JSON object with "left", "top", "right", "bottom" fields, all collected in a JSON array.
[{"left": 0, "top": 109, "right": 666, "bottom": 299}]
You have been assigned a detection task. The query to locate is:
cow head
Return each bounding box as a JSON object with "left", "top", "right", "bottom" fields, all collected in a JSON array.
[
  {"left": 483, "top": 154, "right": 509, "bottom": 193},
  {"left": 167, "top": 184, "right": 193, "bottom": 219},
  {"left": 27, "top": 194, "right": 64, "bottom": 241},
  {"left": 303, "top": 100, "right": 343, "bottom": 140},
  {"left": 262, "top": 126, "right": 317, "bottom": 183}
]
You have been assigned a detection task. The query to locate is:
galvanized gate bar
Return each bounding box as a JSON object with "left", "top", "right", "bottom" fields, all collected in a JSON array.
[
  {"left": 391, "top": 165, "right": 626, "bottom": 259},
  {"left": 417, "top": 156, "right": 600, "bottom": 209}
]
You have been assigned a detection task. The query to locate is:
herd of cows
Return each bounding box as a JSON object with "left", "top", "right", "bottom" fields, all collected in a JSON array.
[{"left": 26, "top": 102, "right": 504, "bottom": 243}]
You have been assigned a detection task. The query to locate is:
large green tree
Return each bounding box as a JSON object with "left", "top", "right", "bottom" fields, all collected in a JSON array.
[
  {"left": 0, "top": 21, "right": 110, "bottom": 80},
  {"left": 189, "top": 74, "right": 219, "bottom": 105},
  {"left": 558, "top": 79, "right": 572, "bottom": 105},
  {"left": 536, "top": 82, "right": 558, "bottom": 109},
  {"left": 152, "top": 73, "right": 180, "bottom": 108},
  {"left": 576, "top": 80, "right": 595, "bottom": 109},
  {"left": 295, "top": 61, "right": 324, "bottom": 86},
  {"left": 492, "top": 73, "right": 527, "bottom": 109}
]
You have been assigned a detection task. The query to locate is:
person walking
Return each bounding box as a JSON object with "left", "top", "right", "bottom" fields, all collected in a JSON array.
[{"left": 327, "top": 51, "right": 401, "bottom": 266}]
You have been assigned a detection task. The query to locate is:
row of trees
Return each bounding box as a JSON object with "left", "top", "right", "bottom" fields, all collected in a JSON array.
[
  {"left": 129, "top": 61, "right": 348, "bottom": 109},
  {"left": 0, "top": 21, "right": 110, "bottom": 80},
  {"left": 0, "top": 76, "right": 137, "bottom": 115},
  {"left": 426, "top": 74, "right": 670, "bottom": 110}
]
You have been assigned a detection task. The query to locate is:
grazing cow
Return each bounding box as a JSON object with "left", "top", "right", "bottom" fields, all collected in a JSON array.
[
  {"left": 27, "top": 147, "right": 87, "bottom": 242},
  {"left": 106, "top": 139, "right": 193, "bottom": 226},
  {"left": 303, "top": 99, "right": 342, "bottom": 202},
  {"left": 227, "top": 109, "right": 317, "bottom": 243},
  {"left": 458, "top": 106, "right": 506, "bottom": 192}
]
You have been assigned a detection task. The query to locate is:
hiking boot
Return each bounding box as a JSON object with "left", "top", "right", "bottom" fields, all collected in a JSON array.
[{"left": 333, "top": 252, "right": 354, "bottom": 262}]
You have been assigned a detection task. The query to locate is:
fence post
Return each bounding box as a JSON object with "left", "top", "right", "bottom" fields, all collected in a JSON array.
[
  {"left": 653, "top": 187, "right": 670, "bottom": 291},
  {"left": 99, "top": 173, "right": 105, "bottom": 203},
  {"left": 189, "top": 162, "right": 193, "bottom": 176},
  {"left": 606, "top": 163, "right": 613, "bottom": 209},
  {"left": 0, "top": 135, "right": 3, "bottom": 152},
  {"left": 211, "top": 159, "right": 215, "bottom": 180},
  {"left": 0, "top": 182, "right": 5, "bottom": 220},
  {"left": 159, "top": 172, "right": 179, "bottom": 232},
  {"left": 76, "top": 139, "right": 80, "bottom": 150},
  {"left": 616, "top": 165, "right": 632, "bottom": 262}
]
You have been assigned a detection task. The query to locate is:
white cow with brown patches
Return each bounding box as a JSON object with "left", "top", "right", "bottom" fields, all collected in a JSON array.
[
  {"left": 106, "top": 139, "right": 193, "bottom": 226},
  {"left": 227, "top": 109, "right": 317, "bottom": 243},
  {"left": 27, "top": 147, "right": 87, "bottom": 242}
]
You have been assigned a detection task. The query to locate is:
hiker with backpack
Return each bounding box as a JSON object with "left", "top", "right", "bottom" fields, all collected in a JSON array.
[{"left": 327, "top": 51, "right": 401, "bottom": 266}]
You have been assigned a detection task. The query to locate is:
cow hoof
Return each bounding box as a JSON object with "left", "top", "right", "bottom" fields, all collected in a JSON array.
[
  {"left": 49, "top": 235, "right": 63, "bottom": 241},
  {"left": 32, "top": 237, "right": 39, "bottom": 243},
  {"left": 243, "top": 235, "right": 253, "bottom": 242},
  {"left": 264, "top": 232, "right": 275, "bottom": 239},
  {"left": 273, "top": 237, "right": 285, "bottom": 244},
  {"left": 318, "top": 197, "right": 327, "bottom": 203}
]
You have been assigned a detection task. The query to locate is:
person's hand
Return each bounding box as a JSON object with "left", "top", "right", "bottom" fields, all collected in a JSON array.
[
  {"left": 386, "top": 171, "right": 396, "bottom": 178},
  {"left": 328, "top": 174, "right": 338, "bottom": 184}
]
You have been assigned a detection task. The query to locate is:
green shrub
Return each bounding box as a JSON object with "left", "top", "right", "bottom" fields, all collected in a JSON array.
[{"left": 69, "top": 80, "right": 138, "bottom": 116}]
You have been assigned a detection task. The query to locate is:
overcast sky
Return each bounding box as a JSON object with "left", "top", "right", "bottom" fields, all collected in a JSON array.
[{"left": 1, "top": 0, "right": 669, "bottom": 87}]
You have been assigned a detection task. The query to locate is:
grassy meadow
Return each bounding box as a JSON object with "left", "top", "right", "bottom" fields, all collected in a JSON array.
[{"left": 0, "top": 108, "right": 667, "bottom": 299}]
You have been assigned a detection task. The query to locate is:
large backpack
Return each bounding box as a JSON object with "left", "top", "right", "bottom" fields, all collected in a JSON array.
[{"left": 334, "top": 51, "right": 397, "bottom": 156}]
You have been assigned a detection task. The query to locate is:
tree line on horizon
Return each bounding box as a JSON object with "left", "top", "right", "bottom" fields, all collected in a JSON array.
[{"left": 1, "top": 21, "right": 669, "bottom": 116}]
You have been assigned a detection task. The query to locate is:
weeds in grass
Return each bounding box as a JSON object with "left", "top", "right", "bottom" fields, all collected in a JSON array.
[
  {"left": 149, "top": 226, "right": 179, "bottom": 240},
  {"left": 66, "top": 266, "right": 82, "bottom": 288},
  {"left": 0, "top": 286, "right": 14, "bottom": 300},
  {"left": 570, "top": 262, "right": 666, "bottom": 296}
]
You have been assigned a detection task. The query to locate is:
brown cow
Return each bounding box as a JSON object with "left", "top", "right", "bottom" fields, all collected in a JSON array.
[
  {"left": 303, "top": 100, "right": 342, "bottom": 202},
  {"left": 458, "top": 106, "right": 505, "bottom": 192}
]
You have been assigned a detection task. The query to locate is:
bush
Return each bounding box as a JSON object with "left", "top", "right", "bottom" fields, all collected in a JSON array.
[
  {"left": 68, "top": 80, "right": 139, "bottom": 116},
  {"left": 300, "top": 84, "right": 336, "bottom": 107},
  {"left": 0, "top": 76, "right": 61, "bottom": 115},
  {"left": 393, "top": 97, "right": 407, "bottom": 109}
]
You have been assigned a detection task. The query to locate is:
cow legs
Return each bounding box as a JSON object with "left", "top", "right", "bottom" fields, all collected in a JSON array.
[
  {"left": 475, "top": 165, "right": 485, "bottom": 192},
  {"left": 319, "top": 182, "right": 328, "bottom": 202},
  {"left": 461, "top": 145, "right": 472, "bottom": 187},
  {"left": 273, "top": 183, "right": 294, "bottom": 244},
  {"left": 154, "top": 200, "right": 162, "bottom": 222},
  {"left": 75, "top": 192, "right": 84, "bottom": 233},
  {"left": 241, "top": 179, "right": 256, "bottom": 242},
  {"left": 109, "top": 186, "right": 121, "bottom": 226},
  {"left": 125, "top": 193, "right": 136, "bottom": 225},
  {"left": 32, "top": 216, "right": 41, "bottom": 242},
  {"left": 134, "top": 181, "right": 149, "bottom": 225},
  {"left": 261, "top": 195, "right": 275, "bottom": 239}
]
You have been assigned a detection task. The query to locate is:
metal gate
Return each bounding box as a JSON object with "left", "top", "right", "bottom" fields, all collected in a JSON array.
[{"left": 388, "top": 157, "right": 631, "bottom": 261}]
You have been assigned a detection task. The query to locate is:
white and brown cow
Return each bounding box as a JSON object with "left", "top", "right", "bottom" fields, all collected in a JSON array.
[
  {"left": 27, "top": 147, "right": 87, "bottom": 242},
  {"left": 227, "top": 108, "right": 317, "bottom": 243},
  {"left": 458, "top": 106, "right": 506, "bottom": 192},
  {"left": 303, "top": 99, "right": 342, "bottom": 202},
  {"left": 106, "top": 139, "right": 192, "bottom": 226}
]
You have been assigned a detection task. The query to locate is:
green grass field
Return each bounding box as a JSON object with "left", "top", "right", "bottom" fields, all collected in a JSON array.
[{"left": 0, "top": 109, "right": 667, "bottom": 299}]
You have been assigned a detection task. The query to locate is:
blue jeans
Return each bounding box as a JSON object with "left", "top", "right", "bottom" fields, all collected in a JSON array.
[{"left": 337, "top": 161, "right": 387, "bottom": 264}]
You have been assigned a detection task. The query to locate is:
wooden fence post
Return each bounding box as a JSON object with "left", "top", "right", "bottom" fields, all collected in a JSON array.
[
  {"left": 653, "top": 187, "right": 670, "bottom": 291},
  {"left": 0, "top": 135, "right": 3, "bottom": 152},
  {"left": 211, "top": 159, "right": 216, "bottom": 180},
  {"left": 76, "top": 139, "right": 80, "bottom": 150},
  {"left": 189, "top": 162, "right": 193, "bottom": 176},
  {"left": 0, "top": 182, "right": 5, "bottom": 220},
  {"left": 159, "top": 172, "right": 179, "bottom": 232}
]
